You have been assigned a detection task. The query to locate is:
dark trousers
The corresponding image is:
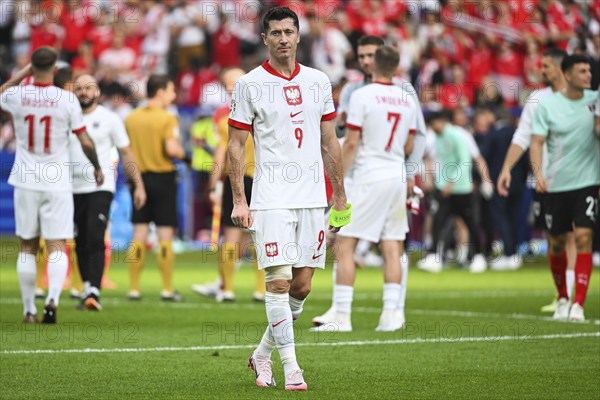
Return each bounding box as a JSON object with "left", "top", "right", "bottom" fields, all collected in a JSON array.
[
  {"left": 74, "top": 191, "right": 113, "bottom": 291},
  {"left": 431, "top": 191, "right": 481, "bottom": 257},
  {"left": 490, "top": 191, "right": 524, "bottom": 256}
]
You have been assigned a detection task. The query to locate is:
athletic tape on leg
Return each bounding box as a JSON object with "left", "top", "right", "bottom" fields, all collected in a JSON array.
[{"left": 329, "top": 204, "right": 352, "bottom": 228}]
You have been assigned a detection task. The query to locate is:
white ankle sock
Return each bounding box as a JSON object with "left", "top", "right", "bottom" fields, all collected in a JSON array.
[
  {"left": 46, "top": 251, "right": 68, "bottom": 306},
  {"left": 17, "top": 252, "right": 37, "bottom": 316},
  {"left": 265, "top": 292, "right": 299, "bottom": 376},
  {"left": 398, "top": 254, "right": 409, "bottom": 310},
  {"left": 289, "top": 296, "right": 305, "bottom": 321},
  {"left": 333, "top": 285, "right": 353, "bottom": 314},
  {"left": 383, "top": 283, "right": 402, "bottom": 310},
  {"left": 566, "top": 269, "right": 575, "bottom": 299}
]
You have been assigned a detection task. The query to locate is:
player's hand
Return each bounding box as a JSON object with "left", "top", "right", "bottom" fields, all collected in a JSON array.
[
  {"left": 209, "top": 189, "right": 221, "bottom": 206},
  {"left": 231, "top": 203, "right": 252, "bottom": 229},
  {"left": 497, "top": 168, "right": 511, "bottom": 197},
  {"left": 94, "top": 169, "right": 104, "bottom": 187},
  {"left": 535, "top": 174, "right": 548, "bottom": 193},
  {"left": 133, "top": 185, "right": 146, "bottom": 210},
  {"left": 480, "top": 181, "right": 494, "bottom": 200},
  {"left": 329, "top": 203, "right": 352, "bottom": 233},
  {"left": 441, "top": 184, "right": 453, "bottom": 198}
]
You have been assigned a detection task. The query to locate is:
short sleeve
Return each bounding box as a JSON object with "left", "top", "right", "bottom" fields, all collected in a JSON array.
[
  {"left": 595, "top": 91, "right": 600, "bottom": 117},
  {"left": 345, "top": 91, "right": 365, "bottom": 130},
  {"left": 531, "top": 102, "right": 550, "bottom": 137},
  {"left": 337, "top": 83, "right": 352, "bottom": 116},
  {"left": 69, "top": 100, "right": 86, "bottom": 134},
  {"left": 512, "top": 100, "right": 537, "bottom": 149},
  {"left": 0, "top": 86, "right": 19, "bottom": 114},
  {"left": 228, "top": 78, "right": 254, "bottom": 131},
  {"left": 321, "top": 76, "right": 336, "bottom": 121},
  {"left": 110, "top": 112, "right": 130, "bottom": 148},
  {"left": 408, "top": 102, "right": 418, "bottom": 135},
  {"left": 464, "top": 131, "right": 480, "bottom": 158},
  {"left": 165, "top": 114, "right": 180, "bottom": 139}
]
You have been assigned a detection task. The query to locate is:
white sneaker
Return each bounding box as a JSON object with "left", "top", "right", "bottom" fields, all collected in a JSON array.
[
  {"left": 394, "top": 309, "right": 406, "bottom": 330},
  {"left": 363, "top": 251, "right": 384, "bottom": 268},
  {"left": 311, "top": 305, "right": 337, "bottom": 326},
  {"left": 469, "top": 254, "right": 487, "bottom": 273},
  {"left": 309, "top": 312, "right": 352, "bottom": 332},
  {"left": 192, "top": 281, "right": 220, "bottom": 298},
  {"left": 252, "top": 291, "right": 265, "bottom": 302},
  {"left": 418, "top": 254, "right": 443, "bottom": 273},
  {"left": 552, "top": 298, "right": 570, "bottom": 320},
  {"left": 375, "top": 309, "right": 401, "bottom": 332},
  {"left": 489, "top": 256, "right": 509, "bottom": 271},
  {"left": 215, "top": 290, "right": 236, "bottom": 302},
  {"left": 285, "top": 369, "right": 307, "bottom": 391},
  {"left": 568, "top": 303, "right": 585, "bottom": 322},
  {"left": 248, "top": 353, "right": 276, "bottom": 387},
  {"left": 504, "top": 255, "right": 522, "bottom": 270}
]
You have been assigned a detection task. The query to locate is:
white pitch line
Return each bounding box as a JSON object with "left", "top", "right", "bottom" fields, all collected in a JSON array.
[
  {"left": 1, "top": 332, "right": 598, "bottom": 356},
  {"left": 1, "top": 297, "right": 599, "bottom": 325}
]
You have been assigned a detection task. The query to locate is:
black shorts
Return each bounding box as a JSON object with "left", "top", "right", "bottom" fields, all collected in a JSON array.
[
  {"left": 543, "top": 186, "right": 599, "bottom": 235},
  {"left": 532, "top": 191, "right": 546, "bottom": 229},
  {"left": 132, "top": 172, "right": 178, "bottom": 227},
  {"left": 221, "top": 175, "right": 253, "bottom": 228}
]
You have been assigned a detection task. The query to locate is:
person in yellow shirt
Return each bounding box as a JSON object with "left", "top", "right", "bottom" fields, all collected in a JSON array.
[
  {"left": 192, "top": 67, "right": 265, "bottom": 302},
  {"left": 125, "top": 75, "right": 187, "bottom": 301}
]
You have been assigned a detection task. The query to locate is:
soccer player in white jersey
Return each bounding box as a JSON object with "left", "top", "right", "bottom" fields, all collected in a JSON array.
[
  {"left": 227, "top": 7, "right": 349, "bottom": 391},
  {"left": 0, "top": 47, "right": 103, "bottom": 323},
  {"left": 312, "top": 35, "right": 427, "bottom": 330},
  {"left": 69, "top": 74, "right": 146, "bottom": 311},
  {"left": 315, "top": 45, "right": 418, "bottom": 332},
  {"left": 496, "top": 48, "right": 578, "bottom": 310},
  {"left": 531, "top": 54, "right": 600, "bottom": 322}
]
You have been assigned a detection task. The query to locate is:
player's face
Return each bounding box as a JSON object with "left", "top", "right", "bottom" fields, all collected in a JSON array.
[
  {"left": 357, "top": 44, "right": 378, "bottom": 77},
  {"left": 566, "top": 63, "right": 592, "bottom": 90},
  {"left": 262, "top": 18, "right": 300, "bottom": 62},
  {"left": 161, "top": 81, "right": 177, "bottom": 107},
  {"left": 74, "top": 79, "right": 99, "bottom": 108},
  {"left": 540, "top": 56, "right": 559, "bottom": 85}
]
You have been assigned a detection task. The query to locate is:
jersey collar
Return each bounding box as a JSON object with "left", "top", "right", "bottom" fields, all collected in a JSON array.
[
  {"left": 32, "top": 82, "right": 54, "bottom": 87},
  {"left": 261, "top": 60, "right": 301, "bottom": 81},
  {"left": 372, "top": 81, "right": 394, "bottom": 86}
]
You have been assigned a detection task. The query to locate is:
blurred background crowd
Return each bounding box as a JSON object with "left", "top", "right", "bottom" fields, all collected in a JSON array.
[{"left": 0, "top": 0, "right": 599, "bottom": 264}]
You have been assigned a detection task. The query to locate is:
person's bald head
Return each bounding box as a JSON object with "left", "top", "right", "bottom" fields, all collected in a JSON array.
[
  {"left": 222, "top": 67, "right": 245, "bottom": 93},
  {"left": 74, "top": 74, "right": 100, "bottom": 110}
]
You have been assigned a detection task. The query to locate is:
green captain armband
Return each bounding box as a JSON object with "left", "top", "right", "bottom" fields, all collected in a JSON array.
[{"left": 329, "top": 204, "right": 352, "bottom": 228}]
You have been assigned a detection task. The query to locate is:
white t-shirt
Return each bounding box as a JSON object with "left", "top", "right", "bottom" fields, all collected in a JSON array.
[
  {"left": 1, "top": 83, "right": 85, "bottom": 192},
  {"left": 512, "top": 87, "right": 553, "bottom": 150},
  {"left": 346, "top": 82, "right": 418, "bottom": 184},
  {"left": 228, "top": 61, "right": 336, "bottom": 210},
  {"left": 69, "top": 105, "right": 130, "bottom": 194}
]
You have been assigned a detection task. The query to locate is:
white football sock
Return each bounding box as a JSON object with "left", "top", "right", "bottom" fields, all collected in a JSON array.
[
  {"left": 255, "top": 326, "right": 276, "bottom": 359},
  {"left": 265, "top": 292, "right": 299, "bottom": 376},
  {"left": 398, "top": 254, "right": 409, "bottom": 310},
  {"left": 46, "top": 251, "right": 68, "bottom": 306},
  {"left": 17, "top": 252, "right": 37, "bottom": 316},
  {"left": 566, "top": 269, "right": 575, "bottom": 299},
  {"left": 289, "top": 296, "right": 305, "bottom": 321},
  {"left": 333, "top": 285, "right": 353, "bottom": 314},
  {"left": 383, "top": 283, "right": 402, "bottom": 310}
]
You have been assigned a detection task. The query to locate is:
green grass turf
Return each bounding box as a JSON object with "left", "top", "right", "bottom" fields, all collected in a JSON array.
[{"left": 0, "top": 237, "right": 599, "bottom": 399}]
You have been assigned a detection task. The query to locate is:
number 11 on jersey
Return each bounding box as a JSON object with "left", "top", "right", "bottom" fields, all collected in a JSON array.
[{"left": 24, "top": 114, "right": 52, "bottom": 154}]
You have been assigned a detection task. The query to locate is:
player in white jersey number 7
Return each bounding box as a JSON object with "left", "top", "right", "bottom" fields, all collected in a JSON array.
[
  {"left": 0, "top": 47, "right": 103, "bottom": 324},
  {"left": 226, "top": 7, "right": 350, "bottom": 392}
]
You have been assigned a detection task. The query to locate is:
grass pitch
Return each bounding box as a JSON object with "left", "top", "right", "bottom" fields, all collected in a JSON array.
[{"left": 1, "top": 239, "right": 599, "bottom": 399}]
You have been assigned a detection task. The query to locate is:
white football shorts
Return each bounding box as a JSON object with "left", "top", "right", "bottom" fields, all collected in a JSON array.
[
  {"left": 250, "top": 208, "right": 327, "bottom": 270},
  {"left": 337, "top": 178, "right": 408, "bottom": 242},
  {"left": 14, "top": 187, "right": 74, "bottom": 240}
]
